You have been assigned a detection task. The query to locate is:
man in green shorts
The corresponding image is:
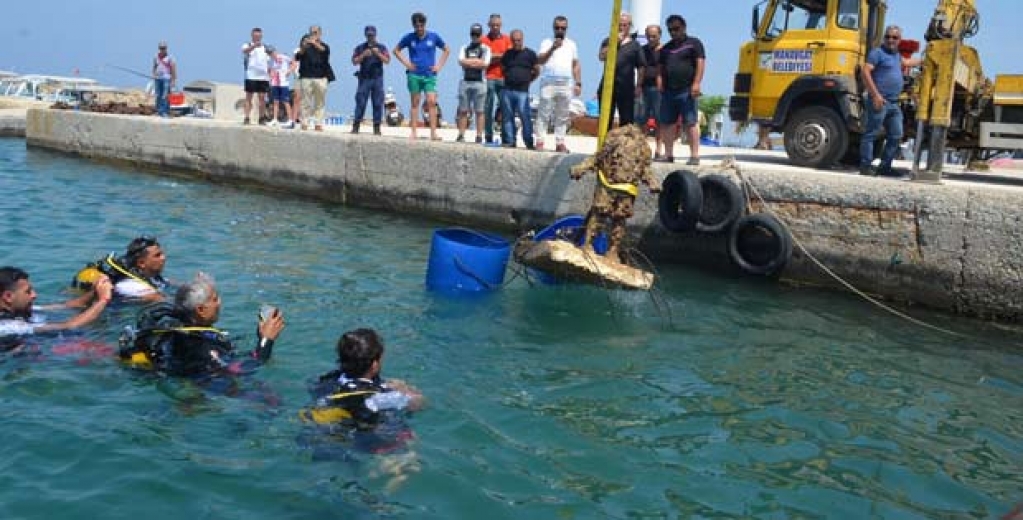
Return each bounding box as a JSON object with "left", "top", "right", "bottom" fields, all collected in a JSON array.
[{"left": 394, "top": 12, "right": 451, "bottom": 141}]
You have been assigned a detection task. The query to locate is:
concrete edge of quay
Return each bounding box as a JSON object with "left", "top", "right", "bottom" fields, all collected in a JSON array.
[{"left": 23, "top": 108, "right": 1023, "bottom": 323}]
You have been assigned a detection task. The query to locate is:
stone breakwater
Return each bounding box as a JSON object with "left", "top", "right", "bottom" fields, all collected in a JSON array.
[{"left": 24, "top": 108, "right": 1023, "bottom": 322}]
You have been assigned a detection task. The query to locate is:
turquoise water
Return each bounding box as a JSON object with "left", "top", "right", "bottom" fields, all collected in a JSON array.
[{"left": 1, "top": 137, "right": 1021, "bottom": 519}]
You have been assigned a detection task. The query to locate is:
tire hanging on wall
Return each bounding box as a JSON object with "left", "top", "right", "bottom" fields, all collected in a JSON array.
[
  {"left": 658, "top": 170, "right": 703, "bottom": 233},
  {"left": 695, "top": 175, "right": 745, "bottom": 234},
  {"left": 727, "top": 213, "right": 793, "bottom": 276}
]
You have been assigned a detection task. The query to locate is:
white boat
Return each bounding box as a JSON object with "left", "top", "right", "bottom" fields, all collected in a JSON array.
[{"left": 0, "top": 74, "right": 120, "bottom": 105}]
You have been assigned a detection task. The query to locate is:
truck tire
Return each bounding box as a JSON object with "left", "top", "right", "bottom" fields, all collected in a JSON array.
[
  {"left": 784, "top": 106, "right": 849, "bottom": 168},
  {"left": 658, "top": 170, "right": 703, "bottom": 233},
  {"left": 727, "top": 213, "right": 792, "bottom": 276},
  {"left": 696, "top": 175, "right": 745, "bottom": 234}
]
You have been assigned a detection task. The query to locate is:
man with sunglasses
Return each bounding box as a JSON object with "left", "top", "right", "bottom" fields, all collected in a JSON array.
[
  {"left": 860, "top": 25, "right": 920, "bottom": 177},
  {"left": 536, "top": 15, "right": 581, "bottom": 153},
  {"left": 456, "top": 23, "right": 492, "bottom": 144},
  {"left": 597, "top": 12, "right": 646, "bottom": 133},
  {"left": 656, "top": 14, "right": 705, "bottom": 165},
  {"left": 1, "top": 266, "right": 112, "bottom": 351}
]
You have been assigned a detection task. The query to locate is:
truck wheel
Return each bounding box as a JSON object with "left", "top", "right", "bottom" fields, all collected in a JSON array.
[{"left": 784, "top": 106, "right": 848, "bottom": 168}]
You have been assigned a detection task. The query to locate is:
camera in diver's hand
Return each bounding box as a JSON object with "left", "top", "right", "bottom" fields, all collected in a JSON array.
[{"left": 259, "top": 304, "right": 279, "bottom": 322}]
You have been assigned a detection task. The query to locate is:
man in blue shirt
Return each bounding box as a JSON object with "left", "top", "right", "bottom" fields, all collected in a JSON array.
[
  {"left": 394, "top": 12, "right": 451, "bottom": 141},
  {"left": 860, "top": 25, "right": 920, "bottom": 176}
]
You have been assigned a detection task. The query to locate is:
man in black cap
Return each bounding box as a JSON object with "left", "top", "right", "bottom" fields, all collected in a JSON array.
[
  {"left": 456, "top": 23, "right": 491, "bottom": 143},
  {"left": 351, "top": 25, "right": 391, "bottom": 135}
]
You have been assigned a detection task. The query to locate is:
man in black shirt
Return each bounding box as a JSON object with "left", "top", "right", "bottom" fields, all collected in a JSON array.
[
  {"left": 296, "top": 25, "right": 332, "bottom": 131},
  {"left": 499, "top": 29, "right": 539, "bottom": 149},
  {"left": 351, "top": 25, "right": 390, "bottom": 135},
  {"left": 656, "top": 14, "right": 705, "bottom": 165},
  {"left": 597, "top": 12, "right": 646, "bottom": 132},
  {"left": 639, "top": 24, "right": 665, "bottom": 158}
]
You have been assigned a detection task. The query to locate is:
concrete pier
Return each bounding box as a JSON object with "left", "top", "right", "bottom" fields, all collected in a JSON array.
[
  {"left": 0, "top": 109, "right": 27, "bottom": 137},
  {"left": 23, "top": 108, "right": 1023, "bottom": 322}
]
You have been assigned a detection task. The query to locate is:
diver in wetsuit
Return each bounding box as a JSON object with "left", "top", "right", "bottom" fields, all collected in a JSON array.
[
  {"left": 119, "top": 272, "right": 285, "bottom": 378},
  {"left": 305, "top": 328, "right": 423, "bottom": 453},
  {"left": 75, "top": 235, "right": 170, "bottom": 302}
]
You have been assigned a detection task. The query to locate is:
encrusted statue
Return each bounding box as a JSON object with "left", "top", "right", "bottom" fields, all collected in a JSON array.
[{"left": 570, "top": 124, "right": 661, "bottom": 263}]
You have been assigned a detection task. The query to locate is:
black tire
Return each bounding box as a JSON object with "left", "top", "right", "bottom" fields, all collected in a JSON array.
[
  {"left": 658, "top": 170, "right": 704, "bottom": 233},
  {"left": 727, "top": 213, "right": 793, "bottom": 276},
  {"left": 784, "top": 106, "right": 849, "bottom": 168},
  {"left": 696, "top": 175, "right": 745, "bottom": 234}
]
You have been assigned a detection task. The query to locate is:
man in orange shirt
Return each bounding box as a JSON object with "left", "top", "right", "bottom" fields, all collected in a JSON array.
[{"left": 480, "top": 13, "right": 512, "bottom": 145}]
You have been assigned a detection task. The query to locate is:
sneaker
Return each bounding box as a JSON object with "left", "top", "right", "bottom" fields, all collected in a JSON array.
[
  {"left": 686, "top": 157, "right": 700, "bottom": 166},
  {"left": 243, "top": 117, "right": 251, "bottom": 125},
  {"left": 456, "top": 134, "right": 465, "bottom": 142},
  {"left": 556, "top": 143, "right": 569, "bottom": 153},
  {"left": 267, "top": 120, "right": 278, "bottom": 128},
  {"left": 859, "top": 165, "right": 877, "bottom": 176},
  {"left": 475, "top": 135, "right": 483, "bottom": 144},
  {"left": 501, "top": 143, "right": 516, "bottom": 149},
  {"left": 282, "top": 121, "right": 294, "bottom": 129}
]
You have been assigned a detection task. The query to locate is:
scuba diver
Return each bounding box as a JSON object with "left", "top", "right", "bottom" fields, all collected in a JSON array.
[
  {"left": 303, "top": 328, "right": 423, "bottom": 455},
  {"left": 1, "top": 266, "right": 113, "bottom": 352},
  {"left": 118, "top": 272, "right": 285, "bottom": 379},
  {"left": 74, "top": 235, "right": 170, "bottom": 302}
]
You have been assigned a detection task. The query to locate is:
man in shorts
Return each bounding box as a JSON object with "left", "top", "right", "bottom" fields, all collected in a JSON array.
[
  {"left": 455, "top": 23, "right": 491, "bottom": 143},
  {"left": 242, "top": 27, "right": 271, "bottom": 125},
  {"left": 394, "top": 12, "right": 450, "bottom": 141},
  {"left": 656, "top": 15, "right": 705, "bottom": 165}
]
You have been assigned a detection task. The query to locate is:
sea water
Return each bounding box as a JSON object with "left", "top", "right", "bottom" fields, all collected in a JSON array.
[{"left": 0, "top": 138, "right": 1021, "bottom": 519}]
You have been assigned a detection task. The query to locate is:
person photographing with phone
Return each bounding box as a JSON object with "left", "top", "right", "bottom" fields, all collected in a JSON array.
[
  {"left": 242, "top": 28, "right": 271, "bottom": 125},
  {"left": 536, "top": 15, "right": 581, "bottom": 153},
  {"left": 119, "top": 272, "right": 285, "bottom": 379},
  {"left": 296, "top": 25, "right": 333, "bottom": 131}
]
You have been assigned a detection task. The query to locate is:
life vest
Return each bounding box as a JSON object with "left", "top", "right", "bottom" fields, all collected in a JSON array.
[
  {"left": 118, "top": 302, "right": 228, "bottom": 372},
  {"left": 73, "top": 254, "right": 167, "bottom": 293},
  {"left": 302, "top": 372, "right": 388, "bottom": 427}
]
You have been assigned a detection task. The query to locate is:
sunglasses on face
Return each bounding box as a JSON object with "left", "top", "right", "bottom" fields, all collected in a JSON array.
[
  {"left": 668, "top": 26, "right": 683, "bottom": 33},
  {"left": 884, "top": 35, "right": 900, "bottom": 40}
]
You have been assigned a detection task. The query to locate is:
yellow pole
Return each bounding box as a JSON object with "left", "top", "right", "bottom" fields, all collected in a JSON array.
[{"left": 597, "top": 0, "right": 624, "bottom": 149}]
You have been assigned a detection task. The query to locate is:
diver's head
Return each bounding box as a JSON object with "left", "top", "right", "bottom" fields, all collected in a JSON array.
[
  {"left": 174, "top": 272, "right": 220, "bottom": 326},
  {"left": 125, "top": 235, "right": 166, "bottom": 277},
  {"left": 0, "top": 266, "right": 37, "bottom": 319},
  {"left": 337, "top": 328, "right": 384, "bottom": 379}
]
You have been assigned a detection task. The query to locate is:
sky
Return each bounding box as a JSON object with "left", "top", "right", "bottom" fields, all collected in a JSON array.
[{"left": 2, "top": 0, "right": 1020, "bottom": 121}]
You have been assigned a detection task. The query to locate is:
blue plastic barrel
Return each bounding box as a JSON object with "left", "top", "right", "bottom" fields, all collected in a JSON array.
[
  {"left": 530, "top": 215, "right": 607, "bottom": 285},
  {"left": 425, "top": 228, "right": 511, "bottom": 292}
]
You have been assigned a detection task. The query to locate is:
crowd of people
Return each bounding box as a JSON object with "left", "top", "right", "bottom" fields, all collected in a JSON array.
[
  {"left": 1, "top": 236, "right": 423, "bottom": 455},
  {"left": 151, "top": 10, "right": 708, "bottom": 161}
]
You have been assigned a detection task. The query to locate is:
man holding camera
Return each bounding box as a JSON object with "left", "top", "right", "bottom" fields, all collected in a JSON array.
[
  {"left": 242, "top": 28, "right": 271, "bottom": 125},
  {"left": 455, "top": 23, "right": 491, "bottom": 144},
  {"left": 296, "top": 25, "right": 332, "bottom": 131},
  {"left": 536, "top": 15, "right": 581, "bottom": 153},
  {"left": 351, "top": 25, "right": 390, "bottom": 135}
]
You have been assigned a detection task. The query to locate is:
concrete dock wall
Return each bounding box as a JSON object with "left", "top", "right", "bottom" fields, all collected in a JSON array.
[{"left": 24, "top": 109, "right": 1023, "bottom": 321}]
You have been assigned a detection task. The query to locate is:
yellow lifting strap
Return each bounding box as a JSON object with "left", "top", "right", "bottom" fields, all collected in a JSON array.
[{"left": 598, "top": 169, "right": 639, "bottom": 197}]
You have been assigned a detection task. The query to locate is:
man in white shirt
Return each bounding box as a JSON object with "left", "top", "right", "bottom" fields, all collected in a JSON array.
[
  {"left": 0, "top": 266, "right": 112, "bottom": 352},
  {"left": 536, "top": 15, "right": 582, "bottom": 153},
  {"left": 242, "top": 27, "right": 271, "bottom": 125}
]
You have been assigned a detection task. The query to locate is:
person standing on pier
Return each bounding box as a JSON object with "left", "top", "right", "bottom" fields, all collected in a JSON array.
[
  {"left": 455, "top": 23, "right": 491, "bottom": 144},
  {"left": 242, "top": 28, "right": 271, "bottom": 125},
  {"left": 351, "top": 25, "right": 390, "bottom": 135},
  {"left": 152, "top": 41, "right": 176, "bottom": 118},
  {"left": 394, "top": 12, "right": 451, "bottom": 141},
  {"left": 536, "top": 15, "right": 581, "bottom": 153},
  {"left": 296, "top": 25, "right": 333, "bottom": 132},
  {"left": 499, "top": 29, "right": 539, "bottom": 149},
  {"left": 480, "top": 14, "right": 512, "bottom": 145}
]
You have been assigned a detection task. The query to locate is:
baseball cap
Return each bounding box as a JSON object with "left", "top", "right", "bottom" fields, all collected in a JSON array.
[
  {"left": 470, "top": 23, "right": 483, "bottom": 35},
  {"left": 365, "top": 25, "right": 377, "bottom": 35}
]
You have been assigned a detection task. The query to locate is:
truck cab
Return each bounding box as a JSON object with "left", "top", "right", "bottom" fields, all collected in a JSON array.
[{"left": 730, "top": 0, "right": 886, "bottom": 167}]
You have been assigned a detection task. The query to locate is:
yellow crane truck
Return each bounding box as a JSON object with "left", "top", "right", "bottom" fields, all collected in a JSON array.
[{"left": 728, "top": 0, "right": 1023, "bottom": 181}]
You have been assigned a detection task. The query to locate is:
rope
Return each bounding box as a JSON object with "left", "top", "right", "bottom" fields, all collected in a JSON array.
[{"left": 734, "top": 166, "right": 964, "bottom": 338}]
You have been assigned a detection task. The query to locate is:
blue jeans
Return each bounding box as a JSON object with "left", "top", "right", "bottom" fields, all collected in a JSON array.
[
  {"left": 485, "top": 78, "right": 504, "bottom": 141},
  {"left": 354, "top": 76, "right": 384, "bottom": 124},
  {"left": 637, "top": 86, "right": 660, "bottom": 125},
  {"left": 860, "top": 98, "right": 903, "bottom": 171},
  {"left": 155, "top": 78, "right": 171, "bottom": 116},
  {"left": 501, "top": 89, "right": 533, "bottom": 148}
]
